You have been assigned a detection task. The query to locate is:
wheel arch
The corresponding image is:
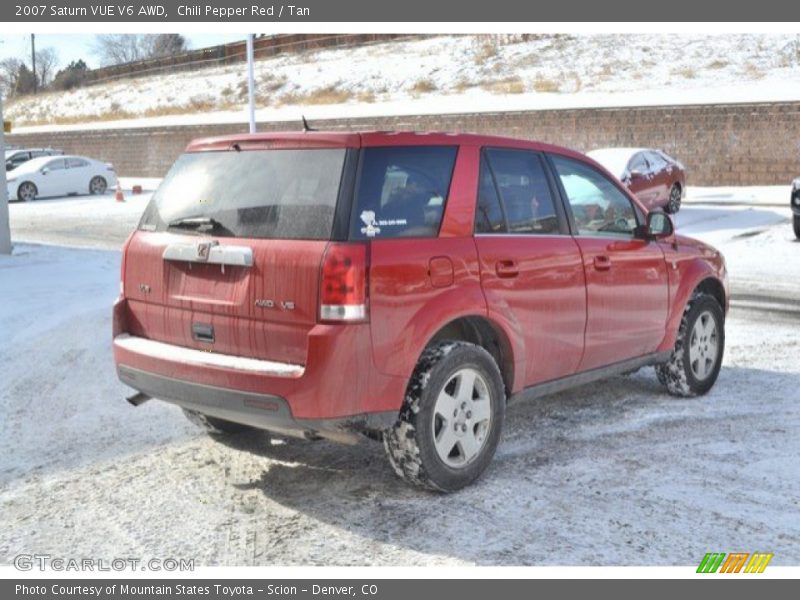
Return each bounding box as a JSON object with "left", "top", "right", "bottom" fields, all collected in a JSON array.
[
  {"left": 694, "top": 276, "right": 726, "bottom": 312},
  {"left": 17, "top": 180, "right": 38, "bottom": 200},
  {"left": 658, "top": 270, "right": 727, "bottom": 353},
  {"left": 424, "top": 314, "right": 516, "bottom": 398}
]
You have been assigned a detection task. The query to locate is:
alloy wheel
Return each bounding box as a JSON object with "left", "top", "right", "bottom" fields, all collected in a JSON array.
[
  {"left": 688, "top": 310, "right": 719, "bottom": 381},
  {"left": 431, "top": 367, "right": 492, "bottom": 468}
]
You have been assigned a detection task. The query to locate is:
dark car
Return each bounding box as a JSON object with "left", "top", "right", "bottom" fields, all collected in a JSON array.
[
  {"left": 588, "top": 147, "right": 687, "bottom": 214},
  {"left": 5, "top": 148, "right": 63, "bottom": 171},
  {"left": 792, "top": 177, "right": 800, "bottom": 239},
  {"left": 114, "top": 131, "right": 728, "bottom": 492}
]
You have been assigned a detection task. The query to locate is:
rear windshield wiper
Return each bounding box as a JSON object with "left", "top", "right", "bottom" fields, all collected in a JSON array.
[{"left": 167, "top": 217, "right": 233, "bottom": 236}]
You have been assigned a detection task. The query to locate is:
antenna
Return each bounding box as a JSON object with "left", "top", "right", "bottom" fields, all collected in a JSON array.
[{"left": 302, "top": 115, "right": 317, "bottom": 132}]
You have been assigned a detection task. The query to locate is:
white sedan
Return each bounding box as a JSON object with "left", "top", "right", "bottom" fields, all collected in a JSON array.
[{"left": 6, "top": 155, "right": 118, "bottom": 202}]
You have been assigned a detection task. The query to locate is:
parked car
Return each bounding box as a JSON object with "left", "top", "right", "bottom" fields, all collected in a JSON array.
[
  {"left": 5, "top": 147, "right": 63, "bottom": 171},
  {"left": 792, "top": 177, "right": 800, "bottom": 239},
  {"left": 587, "top": 147, "right": 686, "bottom": 214},
  {"left": 6, "top": 155, "right": 117, "bottom": 202},
  {"left": 113, "top": 132, "right": 728, "bottom": 492}
]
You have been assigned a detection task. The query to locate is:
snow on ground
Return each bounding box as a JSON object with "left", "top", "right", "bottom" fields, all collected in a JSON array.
[
  {"left": 677, "top": 190, "right": 799, "bottom": 301},
  {"left": 7, "top": 34, "right": 800, "bottom": 132},
  {"left": 685, "top": 185, "right": 792, "bottom": 207},
  {"left": 6, "top": 188, "right": 152, "bottom": 250},
  {"left": 1, "top": 186, "right": 798, "bottom": 566},
  {"left": 1, "top": 242, "right": 798, "bottom": 566}
]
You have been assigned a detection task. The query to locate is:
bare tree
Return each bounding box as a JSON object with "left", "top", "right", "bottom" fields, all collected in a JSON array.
[
  {"left": 147, "top": 34, "right": 188, "bottom": 58},
  {"left": 0, "top": 58, "right": 23, "bottom": 97},
  {"left": 0, "top": 58, "right": 36, "bottom": 97},
  {"left": 93, "top": 34, "right": 189, "bottom": 66},
  {"left": 93, "top": 34, "right": 147, "bottom": 65},
  {"left": 35, "top": 47, "right": 59, "bottom": 87}
]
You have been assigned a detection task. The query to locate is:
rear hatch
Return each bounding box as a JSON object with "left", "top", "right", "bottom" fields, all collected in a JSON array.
[{"left": 122, "top": 134, "right": 359, "bottom": 366}]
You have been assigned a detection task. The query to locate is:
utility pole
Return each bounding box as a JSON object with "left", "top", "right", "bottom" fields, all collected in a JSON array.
[
  {"left": 31, "top": 34, "right": 37, "bottom": 94},
  {"left": 0, "top": 94, "right": 12, "bottom": 254},
  {"left": 246, "top": 34, "right": 256, "bottom": 134}
]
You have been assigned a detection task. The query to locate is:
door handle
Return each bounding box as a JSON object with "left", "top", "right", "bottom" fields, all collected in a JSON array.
[
  {"left": 593, "top": 255, "right": 612, "bottom": 271},
  {"left": 495, "top": 259, "right": 519, "bottom": 278}
]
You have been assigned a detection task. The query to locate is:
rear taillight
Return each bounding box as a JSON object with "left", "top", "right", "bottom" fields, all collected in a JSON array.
[{"left": 319, "top": 242, "right": 368, "bottom": 322}]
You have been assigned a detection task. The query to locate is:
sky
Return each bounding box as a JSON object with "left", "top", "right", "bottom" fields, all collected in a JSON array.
[{"left": 0, "top": 34, "right": 244, "bottom": 69}]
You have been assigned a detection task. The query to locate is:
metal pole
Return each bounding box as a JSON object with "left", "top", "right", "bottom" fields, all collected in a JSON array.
[
  {"left": 31, "top": 34, "right": 37, "bottom": 94},
  {"left": 0, "top": 95, "right": 12, "bottom": 254},
  {"left": 246, "top": 34, "right": 256, "bottom": 134}
]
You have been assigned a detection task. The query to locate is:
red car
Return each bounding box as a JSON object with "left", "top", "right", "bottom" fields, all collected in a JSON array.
[
  {"left": 113, "top": 132, "right": 728, "bottom": 492},
  {"left": 587, "top": 147, "right": 686, "bottom": 214}
]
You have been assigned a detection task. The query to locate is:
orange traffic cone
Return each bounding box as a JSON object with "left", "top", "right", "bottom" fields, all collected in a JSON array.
[{"left": 115, "top": 182, "right": 125, "bottom": 203}]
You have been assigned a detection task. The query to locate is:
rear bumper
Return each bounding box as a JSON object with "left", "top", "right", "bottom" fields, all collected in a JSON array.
[
  {"left": 117, "top": 365, "right": 394, "bottom": 443},
  {"left": 112, "top": 298, "right": 407, "bottom": 434}
]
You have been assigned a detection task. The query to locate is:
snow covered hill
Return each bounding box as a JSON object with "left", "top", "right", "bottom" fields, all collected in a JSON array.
[{"left": 6, "top": 34, "right": 800, "bottom": 130}]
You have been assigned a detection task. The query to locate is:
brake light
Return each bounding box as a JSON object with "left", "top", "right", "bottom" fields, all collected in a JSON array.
[{"left": 319, "top": 242, "right": 368, "bottom": 322}]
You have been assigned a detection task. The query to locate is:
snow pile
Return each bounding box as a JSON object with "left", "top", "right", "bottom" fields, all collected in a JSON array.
[{"left": 6, "top": 34, "right": 800, "bottom": 131}]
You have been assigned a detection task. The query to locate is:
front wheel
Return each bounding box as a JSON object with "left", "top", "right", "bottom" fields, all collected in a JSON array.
[
  {"left": 383, "top": 341, "right": 506, "bottom": 492},
  {"left": 89, "top": 176, "right": 107, "bottom": 195},
  {"left": 665, "top": 184, "right": 682, "bottom": 214},
  {"left": 793, "top": 214, "right": 800, "bottom": 239},
  {"left": 655, "top": 292, "right": 725, "bottom": 397}
]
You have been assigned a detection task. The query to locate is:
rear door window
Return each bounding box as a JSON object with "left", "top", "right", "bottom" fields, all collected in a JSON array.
[
  {"left": 480, "top": 148, "right": 561, "bottom": 234},
  {"left": 139, "top": 148, "right": 347, "bottom": 240},
  {"left": 475, "top": 155, "right": 507, "bottom": 234},
  {"left": 350, "top": 146, "right": 457, "bottom": 239}
]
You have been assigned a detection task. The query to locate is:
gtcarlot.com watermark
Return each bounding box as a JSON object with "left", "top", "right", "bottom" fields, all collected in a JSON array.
[{"left": 14, "top": 554, "right": 194, "bottom": 572}]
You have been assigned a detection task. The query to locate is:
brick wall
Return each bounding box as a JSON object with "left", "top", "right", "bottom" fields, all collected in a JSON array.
[{"left": 8, "top": 102, "right": 800, "bottom": 185}]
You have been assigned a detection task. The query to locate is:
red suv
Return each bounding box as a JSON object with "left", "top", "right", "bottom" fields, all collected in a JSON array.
[{"left": 113, "top": 132, "right": 728, "bottom": 492}]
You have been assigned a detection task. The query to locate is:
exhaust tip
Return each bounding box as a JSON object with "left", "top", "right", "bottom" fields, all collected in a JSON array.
[{"left": 126, "top": 392, "right": 152, "bottom": 407}]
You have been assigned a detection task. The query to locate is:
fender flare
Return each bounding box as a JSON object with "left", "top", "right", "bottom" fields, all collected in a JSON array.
[
  {"left": 658, "top": 262, "right": 725, "bottom": 353},
  {"left": 381, "top": 284, "right": 526, "bottom": 394}
]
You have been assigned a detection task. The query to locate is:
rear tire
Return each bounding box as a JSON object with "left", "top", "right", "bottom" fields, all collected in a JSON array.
[
  {"left": 383, "top": 341, "right": 505, "bottom": 492},
  {"left": 793, "top": 214, "right": 800, "bottom": 239},
  {"left": 182, "top": 408, "right": 255, "bottom": 435},
  {"left": 655, "top": 292, "right": 724, "bottom": 397},
  {"left": 89, "top": 176, "right": 107, "bottom": 195},
  {"left": 666, "top": 183, "right": 682, "bottom": 214},
  {"left": 17, "top": 182, "right": 37, "bottom": 202}
]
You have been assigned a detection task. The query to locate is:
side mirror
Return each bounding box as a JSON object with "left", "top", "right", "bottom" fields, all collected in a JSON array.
[
  {"left": 41, "top": 167, "right": 49, "bottom": 175},
  {"left": 643, "top": 210, "right": 674, "bottom": 240},
  {"left": 628, "top": 169, "right": 643, "bottom": 179}
]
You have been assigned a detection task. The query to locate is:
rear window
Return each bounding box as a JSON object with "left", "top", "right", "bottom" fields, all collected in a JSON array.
[
  {"left": 350, "top": 146, "right": 458, "bottom": 239},
  {"left": 139, "top": 148, "right": 347, "bottom": 240}
]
